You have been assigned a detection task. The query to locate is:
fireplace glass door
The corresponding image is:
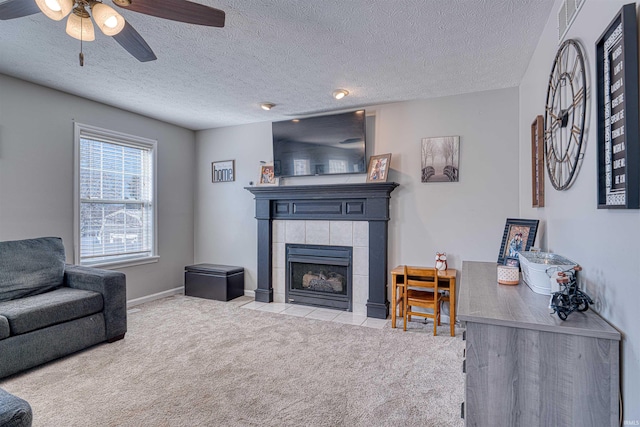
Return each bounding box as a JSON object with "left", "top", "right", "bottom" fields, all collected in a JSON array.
[{"left": 286, "top": 244, "right": 352, "bottom": 310}]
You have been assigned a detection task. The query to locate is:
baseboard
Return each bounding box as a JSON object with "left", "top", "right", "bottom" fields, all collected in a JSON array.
[
  {"left": 127, "top": 286, "right": 185, "bottom": 308},
  {"left": 244, "top": 289, "right": 255, "bottom": 298}
]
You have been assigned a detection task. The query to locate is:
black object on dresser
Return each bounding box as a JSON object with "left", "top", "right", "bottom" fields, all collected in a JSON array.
[{"left": 185, "top": 264, "right": 244, "bottom": 302}]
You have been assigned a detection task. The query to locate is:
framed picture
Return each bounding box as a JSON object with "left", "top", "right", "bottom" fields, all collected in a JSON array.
[
  {"left": 497, "top": 218, "right": 539, "bottom": 264},
  {"left": 421, "top": 136, "right": 460, "bottom": 182},
  {"left": 366, "top": 153, "right": 392, "bottom": 183},
  {"left": 531, "top": 116, "right": 544, "bottom": 207},
  {"left": 258, "top": 163, "right": 279, "bottom": 186},
  {"left": 212, "top": 160, "right": 235, "bottom": 183},
  {"left": 596, "top": 3, "right": 639, "bottom": 209}
]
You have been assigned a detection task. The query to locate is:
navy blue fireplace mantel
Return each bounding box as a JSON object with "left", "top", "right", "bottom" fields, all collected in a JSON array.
[{"left": 245, "top": 182, "right": 399, "bottom": 319}]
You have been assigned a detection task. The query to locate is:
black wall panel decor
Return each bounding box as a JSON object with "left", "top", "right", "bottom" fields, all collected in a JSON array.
[{"left": 596, "top": 3, "right": 639, "bottom": 209}]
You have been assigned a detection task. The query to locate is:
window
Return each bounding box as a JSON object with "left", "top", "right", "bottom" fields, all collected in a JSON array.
[
  {"left": 293, "top": 158, "right": 310, "bottom": 176},
  {"left": 328, "top": 159, "right": 348, "bottom": 174},
  {"left": 74, "top": 123, "right": 157, "bottom": 267}
]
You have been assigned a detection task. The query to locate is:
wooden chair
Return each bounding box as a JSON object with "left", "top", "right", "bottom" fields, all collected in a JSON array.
[
  {"left": 403, "top": 266, "right": 441, "bottom": 335},
  {"left": 393, "top": 278, "right": 405, "bottom": 325}
]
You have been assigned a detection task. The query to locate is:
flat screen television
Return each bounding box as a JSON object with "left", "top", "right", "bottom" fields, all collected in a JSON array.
[{"left": 272, "top": 110, "right": 366, "bottom": 177}]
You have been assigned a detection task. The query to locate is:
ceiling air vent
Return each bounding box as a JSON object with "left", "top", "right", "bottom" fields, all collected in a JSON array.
[{"left": 558, "top": 0, "right": 585, "bottom": 42}]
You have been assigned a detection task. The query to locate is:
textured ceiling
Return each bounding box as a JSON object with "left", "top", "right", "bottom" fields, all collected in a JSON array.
[{"left": 0, "top": 0, "right": 554, "bottom": 130}]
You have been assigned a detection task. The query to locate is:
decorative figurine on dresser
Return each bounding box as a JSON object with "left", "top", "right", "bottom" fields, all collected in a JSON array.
[{"left": 549, "top": 265, "right": 594, "bottom": 320}]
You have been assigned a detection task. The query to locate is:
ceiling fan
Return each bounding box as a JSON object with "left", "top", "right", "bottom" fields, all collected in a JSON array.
[{"left": 0, "top": 0, "right": 225, "bottom": 64}]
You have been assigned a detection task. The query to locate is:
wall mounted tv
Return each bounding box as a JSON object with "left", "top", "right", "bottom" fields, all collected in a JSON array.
[{"left": 272, "top": 110, "right": 366, "bottom": 177}]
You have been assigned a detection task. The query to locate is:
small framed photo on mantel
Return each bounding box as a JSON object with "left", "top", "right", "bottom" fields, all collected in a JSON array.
[
  {"left": 212, "top": 160, "right": 235, "bottom": 183},
  {"left": 258, "top": 163, "right": 279, "bottom": 186},
  {"left": 366, "top": 153, "right": 391, "bottom": 183}
]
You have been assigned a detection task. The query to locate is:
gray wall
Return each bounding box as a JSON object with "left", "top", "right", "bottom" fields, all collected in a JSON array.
[
  {"left": 518, "top": 0, "right": 639, "bottom": 420},
  {"left": 0, "top": 74, "right": 196, "bottom": 301},
  {"left": 195, "top": 87, "right": 520, "bottom": 298}
]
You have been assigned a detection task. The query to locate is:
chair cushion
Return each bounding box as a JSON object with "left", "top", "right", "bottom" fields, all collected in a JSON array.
[
  {"left": 0, "top": 288, "right": 103, "bottom": 335},
  {"left": 0, "top": 237, "right": 66, "bottom": 302},
  {"left": 0, "top": 387, "right": 32, "bottom": 427},
  {"left": 0, "top": 316, "right": 9, "bottom": 340}
]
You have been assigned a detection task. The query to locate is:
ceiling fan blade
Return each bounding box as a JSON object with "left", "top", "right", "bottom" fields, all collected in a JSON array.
[
  {"left": 113, "top": 0, "right": 225, "bottom": 27},
  {"left": 112, "top": 21, "right": 157, "bottom": 62},
  {"left": 0, "top": 0, "right": 40, "bottom": 20}
]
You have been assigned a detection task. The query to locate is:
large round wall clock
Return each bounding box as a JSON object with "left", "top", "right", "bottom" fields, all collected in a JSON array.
[{"left": 544, "top": 39, "right": 587, "bottom": 191}]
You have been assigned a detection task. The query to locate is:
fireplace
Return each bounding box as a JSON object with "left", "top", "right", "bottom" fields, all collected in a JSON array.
[
  {"left": 245, "top": 182, "right": 398, "bottom": 319},
  {"left": 286, "top": 244, "right": 352, "bottom": 310}
]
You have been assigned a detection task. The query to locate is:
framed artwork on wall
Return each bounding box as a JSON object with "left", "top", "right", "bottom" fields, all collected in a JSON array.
[
  {"left": 596, "top": 3, "right": 640, "bottom": 209},
  {"left": 497, "top": 218, "right": 539, "bottom": 264},
  {"left": 531, "top": 115, "right": 544, "bottom": 207},
  {"left": 258, "top": 163, "right": 279, "bottom": 186},
  {"left": 366, "top": 153, "right": 391, "bottom": 183},
  {"left": 212, "top": 160, "right": 235, "bottom": 183},
  {"left": 421, "top": 136, "right": 459, "bottom": 182}
]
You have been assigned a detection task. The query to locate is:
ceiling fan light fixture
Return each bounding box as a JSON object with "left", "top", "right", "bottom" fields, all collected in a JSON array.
[
  {"left": 260, "top": 103, "right": 275, "bottom": 111},
  {"left": 332, "top": 89, "right": 349, "bottom": 100},
  {"left": 91, "top": 2, "right": 125, "bottom": 36},
  {"left": 35, "top": 0, "right": 73, "bottom": 21},
  {"left": 65, "top": 9, "right": 96, "bottom": 41}
]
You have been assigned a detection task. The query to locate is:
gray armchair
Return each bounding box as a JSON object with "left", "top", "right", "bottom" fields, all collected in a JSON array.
[
  {"left": 0, "top": 237, "right": 127, "bottom": 379},
  {"left": 0, "top": 388, "right": 32, "bottom": 427}
]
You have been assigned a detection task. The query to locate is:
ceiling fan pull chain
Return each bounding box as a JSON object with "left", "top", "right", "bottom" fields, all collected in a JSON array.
[{"left": 79, "top": 13, "right": 84, "bottom": 66}]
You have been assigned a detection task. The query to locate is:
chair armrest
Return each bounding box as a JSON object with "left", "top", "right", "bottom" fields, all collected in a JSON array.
[
  {"left": 64, "top": 264, "right": 127, "bottom": 341},
  {"left": 0, "top": 387, "right": 32, "bottom": 427}
]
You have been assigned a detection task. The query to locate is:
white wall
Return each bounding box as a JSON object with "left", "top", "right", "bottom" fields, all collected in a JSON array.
[
  {"left": 0, "top": 74, "right": 196, "bottom": 301},
  {"left": 195, "top": 122, "right": 272, "bottom": 290},
  {"left": 195, "top": 87, "right": 520, "bottom": 299},
  {"left": 519, "top": 0, "right": 639, "bottom": 420}
]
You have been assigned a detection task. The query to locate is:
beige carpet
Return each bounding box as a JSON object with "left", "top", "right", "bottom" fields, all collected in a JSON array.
[{"left": 0, "top": 296, "right": 465, "bottom": 427}]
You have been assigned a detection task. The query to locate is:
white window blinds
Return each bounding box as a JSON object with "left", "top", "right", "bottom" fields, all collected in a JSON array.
[{"left": 75, "top": 123, "right": 157, "bottom": 266}]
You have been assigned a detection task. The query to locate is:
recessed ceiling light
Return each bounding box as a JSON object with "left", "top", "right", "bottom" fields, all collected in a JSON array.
[
  {"left": 332, "top": 89, "right": 349, "bottom": 100},
  {"left": 260, "top": 103, "right": 275, "bottom": 111}
]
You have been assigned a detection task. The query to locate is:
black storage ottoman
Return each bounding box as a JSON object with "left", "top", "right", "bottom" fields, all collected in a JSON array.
[{"left": 184, "top": 264, "right": 244, "bottom": 302}]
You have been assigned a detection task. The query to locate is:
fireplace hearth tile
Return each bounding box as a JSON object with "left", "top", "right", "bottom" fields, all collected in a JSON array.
[
  {"left": 272, "top": 267, "right": 285, "bottom": 294},
  {"left": 273, "top": 220, "right": 285, "bottom": 243},
  {"left": 305, "top": 308, "right": 341, "bottom": 321},
  {"left": 282, "top": 305, "right": 315, "bottom": 317},
  {"left": 352, "top": 274, "right": 369, "bottom": 312},
  {"left": 362, "top": 318, "right": 390, "bottom": 329},
  {"left": 352, "top": 305, "right": 367, "bottom": 316},
  {"left": 353, "top": 247, "right": 369, "bottom": 276},
  {"left": 353, "top": 222, "right": 369, "bottom": 247},
  {"left": 333, "top": 312, "right": 367, "bottom": 326},
  {"left": 256, "top": 302, "right": 290, "bottom": 313},
  {"left": 305, "top": 221, "right": 330, "bottom": 245},
  {"left": 330, "top": 221, "right": 353, "bottom": 246},
  {"left": 285, "top": 221, "right": 306, "bottom": 243},
  {"left": 240, "top": 301, "right": 267, "bottom": 310},
  {"left": 272, "top": 243, "right": 286, "bottom": 269}
]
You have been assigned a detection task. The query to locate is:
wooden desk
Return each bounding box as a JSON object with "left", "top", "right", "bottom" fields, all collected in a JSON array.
[{"left": 390, "top": 265, "right": 457, "bottom": 336}]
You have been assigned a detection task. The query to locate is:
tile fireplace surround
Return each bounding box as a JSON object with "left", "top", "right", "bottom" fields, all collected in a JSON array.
[{"left": 245, "top": 182, "right": 399, "bottom": 319}]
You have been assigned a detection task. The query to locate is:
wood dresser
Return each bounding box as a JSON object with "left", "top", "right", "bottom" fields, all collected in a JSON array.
[{"left": 458, "top": 261, "right": 620, "bottom": 427}]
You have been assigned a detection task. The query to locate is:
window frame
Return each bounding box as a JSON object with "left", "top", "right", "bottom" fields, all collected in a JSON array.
[{"left": 73, "top": 122, "right": 159, "bottom": 268}]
